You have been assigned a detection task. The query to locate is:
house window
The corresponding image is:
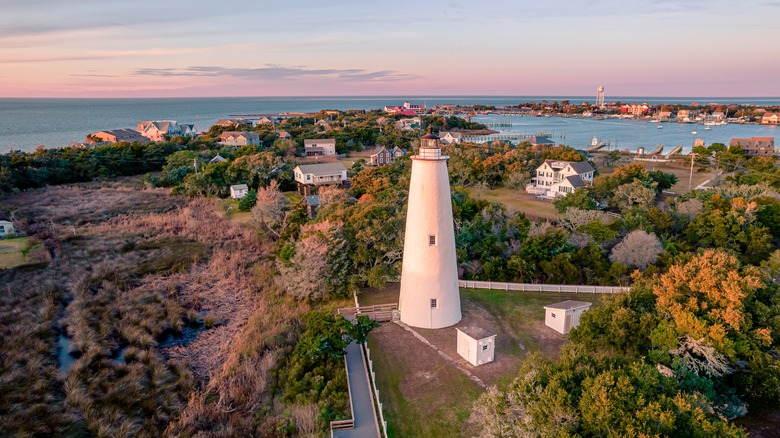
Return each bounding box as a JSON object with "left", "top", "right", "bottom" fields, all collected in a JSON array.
[
  {"left": 551, "top": 313, "right": 556, "bottom": 318},
  {"left": 482, "top": 344, "right": 489, "bottom": 351},
  {"left": 306, "top": 174, "right": 311, "bottom": 181},
  {"left": 430, "top": 299, "right": 437, "bottom": 308},
  {"left": 0, "top": 226, "right": 4, "bottom": 232},
  {"left": 429, "top": 235, "right": 436, "bottom": 246}
]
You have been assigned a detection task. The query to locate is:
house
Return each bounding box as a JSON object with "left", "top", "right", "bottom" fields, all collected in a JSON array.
[
  {"left": 526, "top": 160, "right": 595, "bottom": 199},
  {"left": 729, "top": 137, "right": 775, "bottom": 157},
  {"left": 544, "top": 301, "right": 592, "bottom": 334},
  {"left": 255, "top": 116, "right": 277, "bottom": 126},
  {"left": 294, "top": 162, "right": 348, "bottom": 195},
  {"left": 527, "top": 135, "right": 556, "bottom": 146},
  {"left": 230, "top": 184, "right": 249, "bottom": 199},
  {"left": 0, "top": 220, "right": 15, "bottom": 238},
  {"left": 314, "top": 119, "right": 332, "bottom": 131},
  {"left": 209, "top": 154, "right": 227, "bottom": 164},
  {"left": 85, "top": 129, "right": 149, "bottom": 144},
  {"left": 395, "top": 117, "right": 421, "bottom": 131},
  {"left": 303, "top": 195, "right": 320, "bottom": 218},
  {"left": 456, "top": 326, "right": 496, "bottom": 367},
  {"left": 304, "top": 139, "right": 337, "bottom": 156},
  {"left": 369, "top": 146, "right": 406, "bottom": 166},
  {"left": 219, "top": 131, "right": 261, "bottom": 146},
  {"left": 676, "top": 109, "right": 697, "bottom": 122},
  {"left": 384, "top": 101, "right": 423, "bottom": 115},
  {"left": 214, "top": 118, "right": 252, "bottom": 128},
  {"left": 439, "top": 131, "right": 463, "bottom": 144},
  {"left": 762, "top": 112, "right": 779, "bottom": 125},
  {"left": 620, "top": 104, "right": 650, "bottom": 116},
  {"left": 136, "top": 120, "right": 194, "bottom": 141},
  {"left": 275, "top": 130, "right": 291, "bottom": 140}
]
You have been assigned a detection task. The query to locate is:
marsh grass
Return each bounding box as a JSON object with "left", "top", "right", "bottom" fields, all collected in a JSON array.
[{"left": 2, "top": 181, "right": 354, "bottom": 437}]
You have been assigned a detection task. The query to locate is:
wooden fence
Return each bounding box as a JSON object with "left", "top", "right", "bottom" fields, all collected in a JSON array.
[
  {"left": 338, "top": 303, "right": 399, "bottom": 323},
  {"left": 364, "top": 343, "right": 388, "bottom": 437},
  {"left": 458, "top": 280, "right": 629, "bottom": 294}
]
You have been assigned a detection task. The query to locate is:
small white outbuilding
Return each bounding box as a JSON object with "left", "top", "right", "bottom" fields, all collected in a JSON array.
[
  {"left": 0, "top": 220, "right": 15, "bottom": 238},
  {"left": 544, "top": 300, "right": 592, "bottom": 334},
  {"left": 230, "top": 184, "right": 249, "bottom": 199},
  {"left": 456, "top": 326, "right": 496, "bottom": 366}
]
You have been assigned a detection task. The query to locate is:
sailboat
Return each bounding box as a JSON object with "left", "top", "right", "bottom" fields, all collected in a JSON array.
[{"left": 691, "top": 128, "right": 698, "bottom": 135}]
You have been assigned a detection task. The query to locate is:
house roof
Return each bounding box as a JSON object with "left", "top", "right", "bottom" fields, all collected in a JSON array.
[
  {"left": 220, "top": 131, "right": 257, "bottom": 140},
  {"left": 0, "top": 220, "right": 13, "bottom": 226},
  {"left": 440, "top": 131, "right": 463, "bottom": 139},
  {"left": 297, "top": 162, "right": 347, "bottom": 176},
  {"left": 304, "top": 195, "right": 320, "bottom": 206},
  {"left": 304, "top": 139, "right": 336, "bottom": 146},
  {"left": 528, "top": 135, "right": 555, "bottom": 145},
  {"left": 544, "top": 300, "right": 592, "bottom": 311},
  {"left": 231, "top": 184, "right": 248, "bottom": 191},
  {"left": 565, "top": 175, "right": 587, "bottom": 188},
  {"left": 457, "top": 326, "right": 495, "bottom": 340},
  {"left": 567, "top": 161, "right": 595, "bottom": 174},
  {"left": 209, "top": 154, "right": 227, "bottom": 163}
]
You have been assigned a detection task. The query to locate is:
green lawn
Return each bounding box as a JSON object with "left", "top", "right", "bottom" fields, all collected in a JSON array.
[
  {"left": 0, "top": 237, "right": 43, "bottom": 269},
  {"left": 463, "top": 187, "right": 559, "bottom": 220},
  {"left": 364, "top": 286, "right": 615, "bottom": 437}
]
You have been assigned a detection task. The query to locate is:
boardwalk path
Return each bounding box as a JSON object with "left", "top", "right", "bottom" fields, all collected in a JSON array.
[{"left": 333, "top": 342, "right": 380, "bottom": 438}]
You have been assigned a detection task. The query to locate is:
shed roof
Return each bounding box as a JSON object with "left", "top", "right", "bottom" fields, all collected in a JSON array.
[
  {"left": 230, "top": 184, "right": 248, "bottom": 191},
  {"left": 457, "top": 326, "right": 495, "bottom": 340},
  {"left": 544, "top": 300, "right": 592, "bottom": 311},
  {"left": 304, "top": 195, "right": 320, "bottom": 206}
]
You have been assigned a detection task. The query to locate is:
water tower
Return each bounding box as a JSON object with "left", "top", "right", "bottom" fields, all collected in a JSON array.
[
  {"left": 596, "top": 85, "right": 605, "bottom": 109},
  {"left": 398, "top": 127, "right": 461, "bottom": 329}
]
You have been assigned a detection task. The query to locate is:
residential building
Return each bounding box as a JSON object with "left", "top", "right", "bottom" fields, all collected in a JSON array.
[
  {"left": 219, "top": 131, "right": 261, "bottom": 146},
  {"left": 230, "top": 184, "right": 249, "bottom": 199},
  {"left": 294, "top": 162, "right": 348, "bottom": 195},
  {"left": 729, "top": 137, "right": 775, "bottom": 157},
  {"left": 214, "top": 118, "right": 252, "bottom": 128},
  {"left": 209, "top": 154, "right": 227, "bottom": 164},
  {"left": 620, "top": 104, "right": 650, "bottom": 116},
  {"left": 676, "top": 109, "right": 696, "bottom": 122},
  {"left": 439, "top": 131, "right": 463, "bottom": 144},
  {"left": 384, "top": 101, "right": 423, "bottom": 115},
  {"left": 275, "top": 130, "right": 291, "bottom": 140},
  {"left": 0, "top": 220, "right": 15, "bottom": 238},
  {"left": 304, "top": 139, "right": 337, "bottom": 156},
  {"left": 255, "top": 116, "right": 277, "bottom": 126},
  {"left": 85, "top": 129, "right": 149, "bottom": 144},
  {"left": 762, "top": 112, "right": 779, "bottom": 125},
  {"left": 526, "top": 159, "right": 595, "bottom": 199},
  {"left": 136, "top": 120, "right": 195, "bottom": 141},
  {"left": 395, "top": 117, "right": 421, "bottom": 131},
  {"left": 369, "top": 145, "right": 406, "bottom": 165},
  {"left": 527, "top": 135, "right": 556, "bottom": 146},
  {"left": 314, "top": 119, "right": 332, "bottom": 131}
]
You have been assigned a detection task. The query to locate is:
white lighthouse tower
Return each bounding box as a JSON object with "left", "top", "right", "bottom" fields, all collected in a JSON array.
[{"left": 398, "top": 127, "right": 461, "bottom": 329}]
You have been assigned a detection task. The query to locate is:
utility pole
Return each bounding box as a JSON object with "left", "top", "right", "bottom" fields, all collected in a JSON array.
[
  {"left": 688, "top": 153, "right": 697, "bottom": 191},
  {"left": 194, "top": 158, "right": 198, "bottom": 174}
]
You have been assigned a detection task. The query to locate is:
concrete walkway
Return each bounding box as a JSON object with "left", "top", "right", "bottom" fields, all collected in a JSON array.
[{"left": 333, "top": 342, "right": 380, "bottom": 438}]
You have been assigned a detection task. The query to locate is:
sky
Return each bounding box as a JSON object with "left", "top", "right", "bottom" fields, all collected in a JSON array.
[{"left": 1, "top": 0, "right": 779, "bottom": 98}]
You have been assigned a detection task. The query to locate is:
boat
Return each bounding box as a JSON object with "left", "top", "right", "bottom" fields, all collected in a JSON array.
[
  {"left": 704, "top": 125, "right": 712, "bottom": 130},
  {"left": 657, "top": 124, "right": 663, "bottom": 129},
  {"left": 587, "top": 136, "right": 608, "bottom": 152},
  {"left": 691, "top": 129, "right": 697, "bottom": 135},
  {"left": 649, "top": 144, "right": 664, "bottom": 155}
]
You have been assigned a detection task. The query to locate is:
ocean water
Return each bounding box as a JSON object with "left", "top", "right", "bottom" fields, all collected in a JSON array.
[{"left": 0, "top": 96, "right": 778, "bottom": 152}]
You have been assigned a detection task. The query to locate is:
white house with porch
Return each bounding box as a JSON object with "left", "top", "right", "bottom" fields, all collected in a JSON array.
[
  {"left": 304, "top": 139, "right": 337, "bottom": 156},
  {"left": 0, "top": 220, "right": 15, "bottom": 238},
  {"left": 294, "top": 162, "right": 348, "bottom": 195},
  {"left": 526, "top": 159, "right": 594, "bottom": 199}
]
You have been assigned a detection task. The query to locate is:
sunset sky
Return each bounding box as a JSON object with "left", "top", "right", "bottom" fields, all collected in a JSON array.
[{"left": 2, "top": 0, "right": 778, "bottom": 98}]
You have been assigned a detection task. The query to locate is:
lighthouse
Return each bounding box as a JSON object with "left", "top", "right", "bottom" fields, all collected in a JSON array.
[{"left": 398, "top": 127, "right": 461, "bottom": 329}]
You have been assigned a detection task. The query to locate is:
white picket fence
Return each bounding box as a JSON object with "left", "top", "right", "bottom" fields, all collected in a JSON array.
[
  {"left": 458, "top": 280, "right": 629, "bottom": 294},
  {"left": 363, "top": 344, "right": 389, "bottom": 438}
]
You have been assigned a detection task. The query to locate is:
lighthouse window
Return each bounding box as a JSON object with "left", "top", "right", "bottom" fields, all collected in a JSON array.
[
  {"left": 430, "top": 299, "right": 437, "bottom": 308},
  {"left": 429, "top": 235, "right": 436, "bottom": 246}
]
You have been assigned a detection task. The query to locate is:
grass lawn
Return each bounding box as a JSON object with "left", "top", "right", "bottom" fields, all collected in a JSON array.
[
  {"left": 0, "top": 237, "right": 44, "bottom": 269},
  {"left": 363, "top": 284, "right": 614, "bottom": 436},
  {"left": 462, "top": 187, "right": 559, "bottom": 220},
  {"left": 600, "top": 160, "right": 718, "bottom": 194}
]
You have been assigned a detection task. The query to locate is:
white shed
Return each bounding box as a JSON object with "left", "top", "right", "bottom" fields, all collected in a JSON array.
[
  {"left": 544, "top": 300, "right": 592, "bottom": 334},
  {"left": 230, "top": 184, "right": 249, "bottom": 199},
  {"left": 456, "top": 326, "right": 496, "bottom": 366},
  {"left": 0, "top": 220, "right": 15, "bottom": 238}
]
